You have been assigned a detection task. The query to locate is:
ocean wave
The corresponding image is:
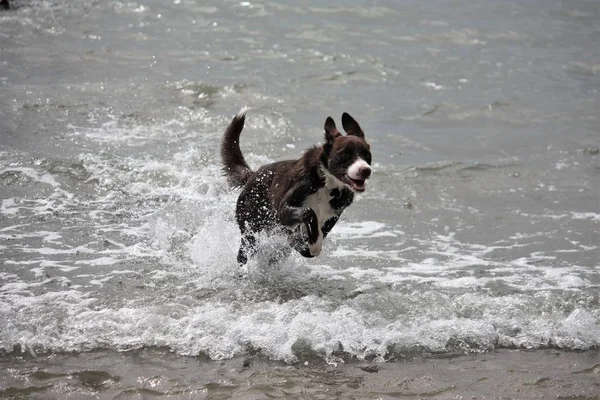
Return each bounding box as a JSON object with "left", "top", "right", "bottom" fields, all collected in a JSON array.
[{"left": 1, "top": 285, "right": 598, "bottom": 363}]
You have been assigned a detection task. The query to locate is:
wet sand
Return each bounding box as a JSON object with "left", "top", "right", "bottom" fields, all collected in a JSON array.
[{"left": 2, "top": 348, "right": 599, "bottom": 399}]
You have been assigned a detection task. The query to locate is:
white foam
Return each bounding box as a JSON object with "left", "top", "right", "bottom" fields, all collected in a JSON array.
[
  {"left": 1, "top": 198, "right": 19, "bottom": 215},
  {"left": 0, "top": 167, "right": 60, "bottom": 187},
  {"left": 74, "top": 257, "right": 120, "bottom": 266},
  {"left": 2, "top": 284, "right": 598, "bottom": 361},
  {"left": 333, "top": 221, "right": 396, "bottom": 239},
  {"left": 571, "top": 212, "right": 600, "bottom": 222}
]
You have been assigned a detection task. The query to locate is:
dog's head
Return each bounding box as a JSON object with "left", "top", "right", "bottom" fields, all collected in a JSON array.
[{"left": 321, "top": 113, "right": 372, "bottom": 193}]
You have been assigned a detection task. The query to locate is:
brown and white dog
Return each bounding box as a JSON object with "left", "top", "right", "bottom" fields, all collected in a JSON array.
[{"left": 221, "top": 108, "right": 372, "bottom": 264}]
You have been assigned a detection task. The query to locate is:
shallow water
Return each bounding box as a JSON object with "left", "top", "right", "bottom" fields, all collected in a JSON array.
[
  {"left": 1, "top": 0, "right": 599, "bottom": 397},
  {"left": 2, "top": 349, "right": 600, "bottom": 399}
]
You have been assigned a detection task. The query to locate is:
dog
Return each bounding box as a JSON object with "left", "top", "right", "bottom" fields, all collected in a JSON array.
[{"left": 221, "top": 108, "right": 372, "bottom": 264}]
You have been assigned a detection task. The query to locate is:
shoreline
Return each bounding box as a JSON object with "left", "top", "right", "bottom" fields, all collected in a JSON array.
[{"left": 2, "top": 348, "right": 599, "bottom": 398}]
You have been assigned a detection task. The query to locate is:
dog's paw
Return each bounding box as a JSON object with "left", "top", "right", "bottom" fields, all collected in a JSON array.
[{"left": 308, "top": 236, "right": 323, "bottom": 257}]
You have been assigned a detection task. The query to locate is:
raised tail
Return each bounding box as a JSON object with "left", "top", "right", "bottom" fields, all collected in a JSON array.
[{"left": 220, "top": 107, "right": 253, "bottom": 188}]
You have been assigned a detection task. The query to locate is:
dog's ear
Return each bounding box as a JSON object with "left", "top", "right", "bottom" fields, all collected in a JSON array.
[
  {"left": 324, "top": 116, "right": 342, "bottom": 143},
  {"left": 341, "top": 113, "right": 365, "bottom": 139}
]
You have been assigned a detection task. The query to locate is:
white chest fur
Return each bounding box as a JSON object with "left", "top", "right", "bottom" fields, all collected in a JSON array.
[{"left": 301, "top": 171, "right": 346, "bottom": 256}]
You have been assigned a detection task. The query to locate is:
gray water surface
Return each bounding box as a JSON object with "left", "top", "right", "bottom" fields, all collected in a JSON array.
[{"left": 1, "top": 0, "right": 599, "bottom": 368}]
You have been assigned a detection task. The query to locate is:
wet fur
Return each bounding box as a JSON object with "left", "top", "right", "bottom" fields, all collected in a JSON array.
[{"left": 221, "top": 109, "right": 372, "bottom": 264}]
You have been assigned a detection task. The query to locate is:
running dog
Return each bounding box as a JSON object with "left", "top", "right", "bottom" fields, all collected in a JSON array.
[{"left": 221, "top": 108, "right": 372, "bottom": 264}]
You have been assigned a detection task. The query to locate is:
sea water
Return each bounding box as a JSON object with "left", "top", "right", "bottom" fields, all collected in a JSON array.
[{"left": 1, "top": 0, "right": 599, "bottom": 397}]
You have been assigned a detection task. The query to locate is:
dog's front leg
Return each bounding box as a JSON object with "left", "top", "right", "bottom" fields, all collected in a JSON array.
[
  {"left": 237, "top": 233, "right": 256, "bottom": 265},
  {"left": 279, "top": 206, "right": 318, "bottom": 242},
  {"left": 301, "top": 207, "right": 320, "bottom": 252},
  {"left": 322, "top": 215, "right": 340, "bottom": 239},
  {"left": 278, "top": 182, "right": 322, "bottom": 257},
  {"left": 279, "top": 205, "right": 321, "bottom": 257}
]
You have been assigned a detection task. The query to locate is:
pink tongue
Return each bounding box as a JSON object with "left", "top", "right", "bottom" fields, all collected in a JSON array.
[{"left": 353, "top": 180, "right": 365, "bottom": 190}]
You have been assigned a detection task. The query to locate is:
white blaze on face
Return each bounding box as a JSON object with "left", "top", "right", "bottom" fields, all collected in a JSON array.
[{"left": 347, "top": 158, "right": 370, "bottom": 180}]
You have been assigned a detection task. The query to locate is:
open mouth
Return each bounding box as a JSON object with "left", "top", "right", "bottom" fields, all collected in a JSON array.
[{"left": 342, "top": 175, "right": 366, "bottom": 192}]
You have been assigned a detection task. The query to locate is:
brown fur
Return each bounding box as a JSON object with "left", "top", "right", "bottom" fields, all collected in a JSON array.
[{"left": 221, "top": 109, "right": 372, "bottom": 264}]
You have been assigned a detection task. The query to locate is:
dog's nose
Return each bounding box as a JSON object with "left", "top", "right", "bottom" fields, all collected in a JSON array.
[{"left": 360, "top": 166, "right": 371, "bottom": 179}]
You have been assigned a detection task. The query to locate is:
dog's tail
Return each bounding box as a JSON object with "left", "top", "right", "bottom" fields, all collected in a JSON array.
[{"left": 221, "top": 107, "right": 253, "bottom": 188}]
